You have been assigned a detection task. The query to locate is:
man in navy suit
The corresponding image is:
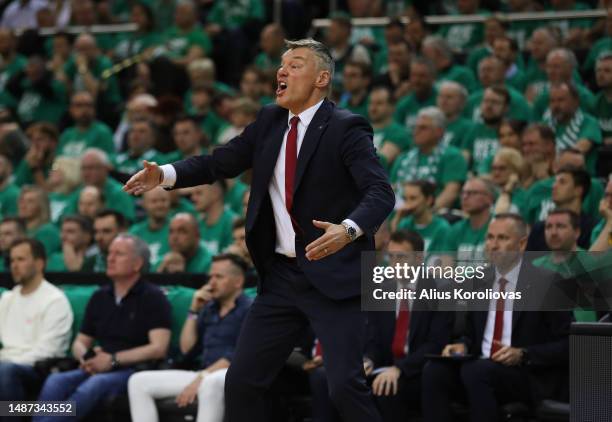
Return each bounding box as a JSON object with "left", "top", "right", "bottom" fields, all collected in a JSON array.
[
  {"left": 124, "top": 39, "right": 395, "bottom": 422},
  {"left": 421, "top": 213, "right": 571, "bottom": 422}
]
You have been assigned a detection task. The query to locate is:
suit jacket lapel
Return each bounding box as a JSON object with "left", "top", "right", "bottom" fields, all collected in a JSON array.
[{"left": 293, "top": 99, "right": 333, "bottom": 196}]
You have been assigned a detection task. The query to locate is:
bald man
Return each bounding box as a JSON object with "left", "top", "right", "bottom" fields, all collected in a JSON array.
[{"left": 160, "top": 213, "right": 212, "bottom": 273}]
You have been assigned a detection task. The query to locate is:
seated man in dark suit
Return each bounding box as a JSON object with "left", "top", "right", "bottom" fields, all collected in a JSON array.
[
  {"left": 422, "top": 213, "right": 572, "bottom": 422},
  {"left": 307, "top": 229, "right": 452, "bottom": 422},
  {"left": 33, "top": 234, "right": 172, "bottom": 422}
]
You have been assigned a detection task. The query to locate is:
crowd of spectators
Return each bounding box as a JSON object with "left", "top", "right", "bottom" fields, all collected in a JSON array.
[{"left": 0, "top": 0, "right": 611, "bottom": 421}]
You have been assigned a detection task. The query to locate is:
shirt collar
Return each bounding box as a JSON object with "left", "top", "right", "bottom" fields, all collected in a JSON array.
[
  {"left": 288, "top": 99, "right": 324, "bottom": 128},
  {"left": 495, "top": 258, "right": 522, "bottom": 288}
]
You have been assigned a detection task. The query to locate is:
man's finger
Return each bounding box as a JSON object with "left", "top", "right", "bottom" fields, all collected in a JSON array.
[
  {"left": 305, "top": 232, "right": 332, "bottom": 252},
  {"left": 392, "top": 379, "right": 398, "bottom": 395},
  {"left": 312, "top": 220, "right": 332, "bottom": 230}
]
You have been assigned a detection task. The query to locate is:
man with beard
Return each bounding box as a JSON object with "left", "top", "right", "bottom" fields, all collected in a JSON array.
[
  {"left": 462, "top": 85, "right": 509, "bottom": 174},
  {"left": 543, "top": 82, "right": 602, "bottom": 175},
  {"left": 0, "top": 238, "right": 73, "bottom": 408},
  {"left": 0, "top": 216, "right": 25, "bottom": 271},
  {"left": 422, "top": 214, "right": 571, "bottom": 422},
  {"left": 56, "top": 91, "right": 114, "bottom": 159},
  {"left": 394, "top": 57, "right": 437, "bottom": 132}
]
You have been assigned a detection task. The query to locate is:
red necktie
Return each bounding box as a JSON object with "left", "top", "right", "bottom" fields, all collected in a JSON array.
[
  {"left": 285, "top": 116, "right": 300, "bottom": 212},
  {"left": 491, "top": 278, "right": 508, "bottom": 357},
  {"left": 314, "top": 338, "right": 323, "bottom": 358},
  {"left": 392, "top": 298, "right": 410, "bottom": 359}
]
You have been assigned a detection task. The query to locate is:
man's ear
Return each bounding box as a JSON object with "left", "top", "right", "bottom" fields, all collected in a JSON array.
[{"left": 315, "top": 70, "right": 331, "bottom": 89}]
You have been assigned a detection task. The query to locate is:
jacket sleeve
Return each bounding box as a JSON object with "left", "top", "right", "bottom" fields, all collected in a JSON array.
[{"left": 339, "top": 115, "right": 395, "bottom": 237}]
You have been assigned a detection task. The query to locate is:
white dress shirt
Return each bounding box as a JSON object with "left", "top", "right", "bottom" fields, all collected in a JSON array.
[
  {"left": 481, "top": 260, "right": 521, "bottom": 358},
  {"left": 160, "top": 99, "right": 363, "bottom": 257}
]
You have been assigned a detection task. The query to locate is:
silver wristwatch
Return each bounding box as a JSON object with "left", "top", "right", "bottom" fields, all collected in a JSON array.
[{"left": 341, "top": 222, "right": 357, "bottom": 242}]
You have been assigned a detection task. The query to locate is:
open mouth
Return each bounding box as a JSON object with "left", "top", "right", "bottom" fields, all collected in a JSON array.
[{"left": 276, "top": 81, "right": 288, "bottom": 96}]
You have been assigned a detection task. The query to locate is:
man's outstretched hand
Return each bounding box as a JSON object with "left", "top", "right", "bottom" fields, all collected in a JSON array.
[
  {"left": 305, "top": 220, "right": 350, "bottom": 261},
  {"left": 123, "top": 160, "right": 163, "bottom": 195}
]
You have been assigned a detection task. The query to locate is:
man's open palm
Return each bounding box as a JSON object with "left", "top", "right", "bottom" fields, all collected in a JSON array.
[{"left": 123, "top": 160, "right": 162, "bottom": 195}]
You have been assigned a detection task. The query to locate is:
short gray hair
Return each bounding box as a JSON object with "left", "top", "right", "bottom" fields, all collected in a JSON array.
[
  {"left": 438, "top": 80, "right": 468, "bottom": 102},
  {"left": 422, "top": 35, "right": 453, "bottom": 61},
  {"left": 285, "top": 38, "right": 334, "bottom": 81},
  {"left": 82, "top": 148, "right": 111, "bottom": 167},
  {"left": 547, "top": 48, "right": 577, "bottom": 70},
  {"left": 115, "top": 233, "right": 151, "bottom": 274},
  {"left": 417, "top": 106, "right": 447, "bottom": 129}
]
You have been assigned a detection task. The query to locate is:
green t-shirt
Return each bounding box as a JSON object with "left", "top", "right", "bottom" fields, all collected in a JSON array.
[
  {"left": 436, "top": 64, "right": 477, "bottom": 92},
  {"left": 57, "top": 121, "right": 115, "bottom": 159},
  {"left": 0, "top": 54, "right": 26, "bottom": 91},
  {"left": 29, "top": 222, "right": 61, "bottom": 255},
  {"left": 114, "top": 148, "right": 168, "bottom": 175},
  {"left": 394, "top": 88, "right": 438, "bottom": 131},
  {"left": 64, "top": 55, "right": 121, "bottom": 105},
  {"left": 373, "top": 122, "right": 412, "bottom": 169},
  {"left": 170, "top": 197, "right": 198, "bottom": 218},
  {"left": 464, "top": 86, "right": 532, "bottom": 123},
  {"left": 506, "top": 66, "right": 527, "bottom": 93},
  {"left": 338, "top": 94, "right": 369, "bottom": 118},
  {"left": 206, "top": 0, "right": 265, "bottom": 29},
  {"left": 199, "top": 209, "right": 237, "bottom": 255},
  {"left": 525, "top": 176, "right": 604, "bottom": 224},
  {"left": 543, "top": 109, "right": 602, "bottom": 175},
  {"left": 113, "top": 31, "right": 163, "bottom": 61},
  {"left": 49, "top": 191, "right": 78, "bottom": 224},
  {"left": 161, "top": 26, "right": 212, "bottom": 58},
  {"left": 46, "top": 252, "right": 67, "bottom": 272},
  {"left": 14, "top": 159, "right": 52, "bottom": 187},
  {"left": 584, "top": 37, "right": 612, "bottom": 72},
  {"left": 397, "top": 215, "right": 450, "bottom": 253},
  {"left": 466, "top": 46, "right": 491, "bottom": 76},
  {"left": 441, "top": 118, "right": 474, "bottom": 150},
  {"left": 533, "top": 248, "right": 589, "bottom": 279},
  {"left": 533, "top": 84, "right": 596, "bottom": 121},
  {"left": 590, "top": 219, "right": 607, "bottom": 245},
  {"left": 225, "top": 179, "right": 249, "bottom": 216},
  {"left": 185, "top": 243, "right": 212, "bottom": 273},
  {"left": 462, "top": 122, "right": 499, "bottom": 174},
  {"left": 129, "top": 220, "right": 170, "bottom": 268},
  {"left": 438, "top": 18, "right": 485, "bottom": 52},
  {"left": 0, "top": 183, "right": 19, "bottom": 218},
  {"left": 390, "top": 144, "right": 468, "bottom": 195},
  {"left": 524, "top": 59, "right": 548, "bottom": 100},
  {"left": 1, "top": 78, "right": 67, "bottom": 125},
  {"left": 445, "top": 216, "right": 491, "bottom": 264},
  {"left": 593, "top": 91, "right": 612, "bottom": 140}
]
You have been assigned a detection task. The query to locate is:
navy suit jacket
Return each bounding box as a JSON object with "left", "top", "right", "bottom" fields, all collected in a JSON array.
[
  {"left": 170, "top": 99, "right": 395, "bottom": 299},
  {"left": 365, "top": 280, "right": 453, "bottom": 379}
]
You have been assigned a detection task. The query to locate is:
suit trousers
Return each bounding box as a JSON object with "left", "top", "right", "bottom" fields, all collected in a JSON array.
[
  {"left": 421, "top": 359, "right": 531, "bottom": 422},
  {"left": 224, "top": 255, "right": 381, "bottom": 422}
]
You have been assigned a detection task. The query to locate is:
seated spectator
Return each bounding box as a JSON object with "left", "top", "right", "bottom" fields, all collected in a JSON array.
[
  {"left": 78, "top": 185, "right": 105, "bottom": 221},
  {"left": 391, "top": 180, "right": 450, "bottom": 253},
  {"left": 56, "top": 91, "right": 115, "bottom": 159},
  {"left": 0, "top": 29, "right": 26, "bottom": 92},
  {"left": 493, "top": 36, "right": 527, "bottom": 93},
  {"left": 446, "top": 177, "right": 495, "bottom": 263},
  {"left": 422, "top": 214, "right": 571, "bottom": 422},
  {"left": 373, "top": 41, "right": 411, "bottom": 100},
  {"left": 114, "top": 118, "right": 167, "bottom": 175},
  {"left": 89, "top": 209, "right": 128, "bottom": 272},
  {"left": 0, "top": 238, "right": 73, "bottom": 404},
  {"left": 0, "top": 217, "right": 25, "bottom": 271},
  {"left": 47, "top": 215, "right": 95, "bottom": 272},
  {"left": 160, "top": 0, "right": 212, "bottom": 67},
  {"left": 463, "top": 85, "right": 509, "bottom": 173},
  {"left": 71, "top": 0, "right": 115, "bottom": 52},
  {"left": 48, "top": 31, "right": 72, "bottom": 86},
  {"left": 542, "top": 82, "right": 601, "bottom": 175},
  {"left": 421, "top": 35, "right": 476, "bottom": 92},
  {"left": 436, "top": 81, "right": 473, "bottom": 150},
  {"left": 34, "top": 235, "right": 172, "bottom": 422},
  {"left": 3, "top": 55, "right": 67, "bottom": 126},
  {"left": 521, "top": 123, "right": 556, "bottom": 188},
  {"left": 394, "top": 57, "right": 438, "bottom": 132},
  {"left": 46, "top": 156, "right": 81, "bottom": 224},
  {"left": 437, "top": 0, "right": 484, "bottom": 52},
  {"left": 391, "top": 107, "right": 467, "bottom": 210},
  {"left": 527, "top": 167, "right": 597, "bottom": 251},
  {"left": 14, "top": 122, "right": 59, "bottom": 187},
  {"left": 404, "top": 14, "right": 428, "bottom": 52},
  {"left": 0, "top": 155, "right": 19, "bottom": 217},
  {"left": 532, "top": 49, "right": 596, "bottom": 120},
  {"left": 590, "top": 178, "right": 612, "bottom": 252},
  {"left": 17, "top": 186, "right": 60, "bottom": 255},
  {"left": 465, "top": 16, "right": 507, "bottom": 75},
  {"left": 129, "top": 187, "right": 171, "bottom": 268},
  {"left": 489, "top": 148, "right": 528, "bottom": 218},
  {"left": 112, "top": 2, "right": 162, "bottom": 62},
  {"left": 159, "top": 213, "right": 212, "bottom": 273},
  {"left": 114, "top": 93, "right": 158, "bottom": 153},
  {"left": 185, "top": 84, "right": 225, "bottom": 144},
  {"left": 128, "top": 253, "right": 252, "bottom": 422},
  {"left": 239, "top": 66, "right": 273, "bottom": 106},
  {"left": 583, "top": 9, "right": 612, "bottom": 74},
  {"left": 166, "top": 116, "right": 209, "bottom": 162},
  {"left": 215, "top": 98, "right": 260, "bottom": 146},
  {"left": 496, "top": 119, "right": 525, "bottom": 152},
  {"left": 524, "top": 27, "right": 561, "bottom": 103},
  {"left": 338, "top": 60, "right": 372, "bottom": 118},
  {"left": 75, "top": 149, "right": 136, "bottom": 221},
  {"left": 463, "top": 56, "right": 531, "bottom": 123},
  {"left": 253, "top": 23, "right": 285, "bottom": 72},
  {"left": 594, "top": 53, "right": 612, "bottom": 146},
  {"left": 525, "top": 148, "right": 604, "bottom": 224},
  {"left": 368, "top": 85, "right": 411, "bottom": 169}
]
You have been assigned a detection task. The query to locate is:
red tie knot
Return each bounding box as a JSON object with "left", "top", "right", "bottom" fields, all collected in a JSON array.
[
  {"left": 498, "top": 278, "right": 509, "bottom": 291},
  {"left": 290, "top": 116, "right": 300, "bottom": 128}
]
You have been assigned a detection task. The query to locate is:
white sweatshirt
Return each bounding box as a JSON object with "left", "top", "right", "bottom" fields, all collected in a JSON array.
[{"left": 0, "top": 280, "right": 73, "bottom": 365}]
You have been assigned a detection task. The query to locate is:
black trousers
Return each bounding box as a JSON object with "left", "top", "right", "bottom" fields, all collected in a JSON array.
[
  {"left": 224, "top": 255, "right": 381, "bottom": 422},
  {"left": 421, "top": 359, "right": 531, "bottom": 422}
]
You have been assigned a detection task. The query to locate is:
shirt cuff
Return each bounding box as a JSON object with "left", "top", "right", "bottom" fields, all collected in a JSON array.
[
  {"left": 342, "top": 219, "right": 364, "bottom": 239},
  {"left": 160, "top": 164, "right": 177, "bottom": 188}
]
